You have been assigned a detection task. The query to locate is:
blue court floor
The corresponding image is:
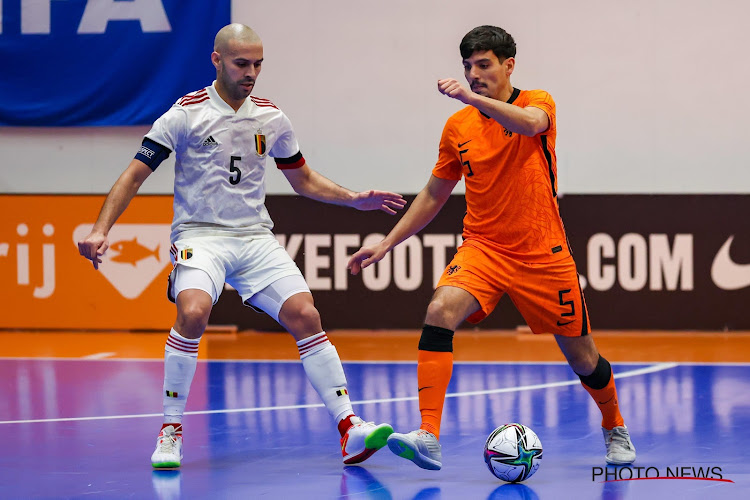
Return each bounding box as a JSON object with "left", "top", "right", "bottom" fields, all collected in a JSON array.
[{"left": 1, "top": 359, "right": 748, "bottom": 499}]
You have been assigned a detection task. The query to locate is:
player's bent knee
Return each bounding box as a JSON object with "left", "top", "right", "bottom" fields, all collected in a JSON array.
[
  {"left": 297, "top": 304, "right": 322, "bottom": 329},
  {"left": 176, "top": 299, "right": 212, "bottom": 331},
  {"left": 280, "top": 301, "right": 322, "bottom": 334},
  {"left": 424, "top": 301, "right": 466, "bottom": 331},
  {"left": 425, "top": 299, "right": 441, "bottom": 317},
  {"left": 181, "top": 305, "right": 211, "bottom": 323}
]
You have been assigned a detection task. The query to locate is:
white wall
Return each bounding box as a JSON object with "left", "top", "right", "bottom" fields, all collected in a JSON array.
[{"left": 1, "top": 0, "right": 748, "bottom": 194}]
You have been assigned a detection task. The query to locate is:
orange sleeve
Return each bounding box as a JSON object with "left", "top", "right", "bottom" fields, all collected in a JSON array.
[
  {"left": 526, "top": 90, "right": 556, "bottom": 136},
  {"left": 432, "top": 119, "right": 463, "bottom": 181}
]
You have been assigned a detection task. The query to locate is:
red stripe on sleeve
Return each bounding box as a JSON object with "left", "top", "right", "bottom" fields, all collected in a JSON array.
[{"left": 180, "top": 96, "right": 210, "bottom": 107}]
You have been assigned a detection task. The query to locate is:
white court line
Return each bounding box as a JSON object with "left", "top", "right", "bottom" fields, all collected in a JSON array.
[
  {"left": 0, "top": 362, "right": 677, "bottom": 425},
  {"left": 1, "top": 356, "right": 742, "bottom": 366},
  {"left": 80, "top": 352, "right": 116, "bottom": 360}
]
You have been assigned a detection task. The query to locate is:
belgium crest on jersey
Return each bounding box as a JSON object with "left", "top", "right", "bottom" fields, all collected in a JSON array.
[{"left": 254, "top": 129, "right": 267, "bottom": 157}]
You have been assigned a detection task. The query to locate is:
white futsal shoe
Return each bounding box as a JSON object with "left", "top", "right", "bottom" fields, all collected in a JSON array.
[
  {"left": 151, "top": 425, "right": 183, "bottom": 469},
  {"left": 341, "top": 417, "right": 394, "bottom": 464},
  {"left": 387, "top": 429, "right": 442, "bottom": 470},
  {"left": 603, "top": 425, "right": 636, "bottom": 464}
]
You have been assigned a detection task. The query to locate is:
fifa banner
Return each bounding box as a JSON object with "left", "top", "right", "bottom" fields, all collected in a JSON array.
[
  {"left": 0, "top": 0, "right": 230, "bottom": 126},
  {"left": 0, "top": 194, "right": 748, "bottom": 330}
]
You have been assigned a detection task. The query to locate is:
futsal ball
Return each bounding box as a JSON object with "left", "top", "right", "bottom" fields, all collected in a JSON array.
[{"left": 484, "top": 423, "right": 543, "bottom": 482}]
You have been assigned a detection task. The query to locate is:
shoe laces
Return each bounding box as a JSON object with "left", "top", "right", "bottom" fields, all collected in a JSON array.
[
  {"left": 412, "top": 429, "right": 433, "bottom": 439},
  {"left": 349, "top": 416, "right": 375, "bottom": 429},
  {"left": 607, "top": 427, "right": 632, "bottom": 448},
  {"left": 157, "top": 427, "right": 179, "bottom": 453},
  {"left": 411, "top": 430, "right": 440, "bottom": 452}
]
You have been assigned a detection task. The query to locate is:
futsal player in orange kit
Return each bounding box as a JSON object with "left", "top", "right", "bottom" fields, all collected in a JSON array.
[{"left": 348, "top": 25, "right": 636, "bottom": 470}]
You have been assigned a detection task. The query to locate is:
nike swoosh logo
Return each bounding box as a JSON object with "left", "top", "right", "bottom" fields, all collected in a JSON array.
[
  {"left": 418, "top": 386, "right": 433, "bottom": 392},
  {"left": 711, "top": 236, "right": 750, "bottom": 290},
  {"left": 458, "top": 140, "right": 472, "bottom": 147},
  {"left": 598, "top": 396, "right": 615, "bottom": 405},
  {"left": 556, "top": 320, "right": 574, "bottom": 326}
]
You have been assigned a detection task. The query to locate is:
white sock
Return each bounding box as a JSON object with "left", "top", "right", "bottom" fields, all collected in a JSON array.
[
  {"left": 163, "top": 328, "right": 200, "bottom": 424},
  {"left": 297, "top": 332, "right": 354, "bottom": 423}
]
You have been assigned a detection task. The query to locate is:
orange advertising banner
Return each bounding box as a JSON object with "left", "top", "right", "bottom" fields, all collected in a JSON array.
[{"left": 0, "top": 195, "right": 175, "bottom": 329}]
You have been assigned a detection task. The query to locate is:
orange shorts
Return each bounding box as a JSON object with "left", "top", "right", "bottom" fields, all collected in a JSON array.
[{"left": 436, "top": 239, "right": 591, "bottom": 336}]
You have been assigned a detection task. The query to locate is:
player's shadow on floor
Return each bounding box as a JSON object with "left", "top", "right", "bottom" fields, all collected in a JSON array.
[
  {"left": 599, "top": 467, "right": 631, "bottom": 500},
  {"left": 151, "top": 469, "right": 181, "bottom": 500},
  {"left": 487, "top": 483, "right": 540, "bottom": 500},
  {"left": 340, "top": 466, "right": 392, "bottom": 499},
  {"left": 340, "top": 466, "right": 443, "bottom": 500},
  {"left": 412, "top": 486, "right": 441, "bottom": 499}
]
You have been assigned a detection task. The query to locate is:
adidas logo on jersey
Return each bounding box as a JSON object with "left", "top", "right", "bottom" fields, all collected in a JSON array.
[{"left": 202, "top": 136, "right": 218, "bottom": 147}]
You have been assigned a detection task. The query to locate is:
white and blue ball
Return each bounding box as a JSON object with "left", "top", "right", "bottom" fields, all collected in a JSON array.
[{"left": 484, "top": 423, "right": 543, "bottom": 482}]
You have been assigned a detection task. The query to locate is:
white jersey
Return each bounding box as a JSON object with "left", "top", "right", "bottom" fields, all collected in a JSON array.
[{"left": 144, "top": 82, "right": 302, "bottom": 241}]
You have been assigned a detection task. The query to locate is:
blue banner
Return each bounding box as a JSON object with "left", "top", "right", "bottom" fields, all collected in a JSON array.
[{"left": 0, "top": 0, "right": 231, "bottom": 126}]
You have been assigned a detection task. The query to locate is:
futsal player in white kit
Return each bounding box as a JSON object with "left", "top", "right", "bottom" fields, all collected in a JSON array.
[{"left": 77, "top": 23, "right": 405, "bottom": 468}]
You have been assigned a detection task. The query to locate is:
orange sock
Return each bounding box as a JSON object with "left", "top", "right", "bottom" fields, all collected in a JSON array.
[
  {"left": 581, "top": 369, "right": 624, "bottom": 430},
  {"left": 417, "top": 350, "right": 453, "bottom": 439}
]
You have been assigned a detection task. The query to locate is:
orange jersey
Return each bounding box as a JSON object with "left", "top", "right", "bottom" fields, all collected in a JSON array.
[{"left": 432, "top": 88, "right": 568, "bottom": 263}]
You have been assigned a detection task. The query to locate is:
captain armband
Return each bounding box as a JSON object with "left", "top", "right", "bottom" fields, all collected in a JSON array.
[
  {"left": 135, "top": 138, "right": 172, "bottom": 171},
  {"left": 274, "top": 151, "right": 306, "bottom": 170}
]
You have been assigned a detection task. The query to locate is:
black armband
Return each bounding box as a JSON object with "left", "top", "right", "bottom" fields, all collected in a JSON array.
[
  {"left": 135, "top": 138, "right": 172, "bottom": 171},
  {"left": 274, "top": 151, "right": 305, "bottom": 170}
]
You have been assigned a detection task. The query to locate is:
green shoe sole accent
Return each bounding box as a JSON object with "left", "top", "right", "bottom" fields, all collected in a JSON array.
[
  {"left": 364, "top": 425, "right": 394, "bottom": 450},
  {"left": 152, "top": 462, "right": 180, "bottom": 469},
  {"left": 394, "top": 443, "right": 415, "bottom": 460},
  {"left": 387, "top": 435, "right": 442, "bottom": 470}
]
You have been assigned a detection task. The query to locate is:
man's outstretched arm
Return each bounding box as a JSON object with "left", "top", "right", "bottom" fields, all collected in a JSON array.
[
  {"left": 77, "top": 159, "right": 153, "bottom": 269},
  {"left": 282, "top": 162, "right": 406, "bottom": 214},
  {"left": 347, "top": 174, "right": 458, "bottom": 275}
]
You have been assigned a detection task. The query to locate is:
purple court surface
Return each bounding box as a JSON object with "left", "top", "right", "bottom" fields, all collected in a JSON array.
[{"left": 1, "top": 359, "right": 748, "bottom": 499}]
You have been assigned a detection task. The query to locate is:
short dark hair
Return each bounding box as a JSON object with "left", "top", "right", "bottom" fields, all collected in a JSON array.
[{"left": 460, "top": 25, "right": 516, "bottom": 61}]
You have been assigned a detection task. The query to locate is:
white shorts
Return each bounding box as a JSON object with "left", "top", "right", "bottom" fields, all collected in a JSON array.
[{"left": 167, "top": 233, "right": 310, "bottom": 322}]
